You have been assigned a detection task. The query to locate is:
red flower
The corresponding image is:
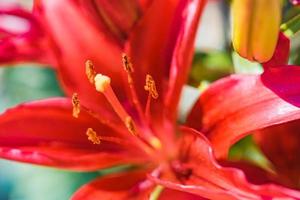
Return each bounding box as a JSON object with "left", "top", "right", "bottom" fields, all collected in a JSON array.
[{"left": 1, "top": 1, "right": 300, "bottom": 199}]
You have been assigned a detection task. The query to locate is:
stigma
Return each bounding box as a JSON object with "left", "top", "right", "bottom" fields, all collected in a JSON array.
[{"left": 94, "top": 74, "right": 111, "bottom": 92}]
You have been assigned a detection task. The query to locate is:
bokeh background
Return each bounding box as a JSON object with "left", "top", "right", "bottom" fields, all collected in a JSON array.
[{"left": 0, "top": 0, "right": 300, "bottom": 199}]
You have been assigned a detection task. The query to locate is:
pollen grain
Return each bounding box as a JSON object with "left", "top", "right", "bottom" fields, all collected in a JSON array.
[
  {"left": 144, "top": 74, "right": 159, "bottom": 99},
  {"left": 72, "top": 93, "right": 80, "bottom": 118},
  {"left": 85, "top": 60, "right": 97, "bottom": 84},
  {"left": 86, "top": 128, "right": 101, "bottom": 145}
]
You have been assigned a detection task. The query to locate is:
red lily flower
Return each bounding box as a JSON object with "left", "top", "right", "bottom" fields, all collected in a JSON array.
[{"left": 1, "top": 1, "right": 300, "bottom": 199}]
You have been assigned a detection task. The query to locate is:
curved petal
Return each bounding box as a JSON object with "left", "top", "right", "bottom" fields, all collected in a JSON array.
[
  {"left": 71, "top": 170, "right": 151, "bottom": 200},
  {"left": 165, "top": 0, "right": 207, "bottom": 120},
  {"left": 263, "top": 32, "right": 290, "bottom": 68},
  {"left": 78, "top": 0, "right": 142, "bottom": 42},
  {"left": 126, "top": 0, "right": 207, "bottom": 121},
  {"left": 34, "top": 0, "right": 128, "bottom": 118},
  {"left": 0, "top": 98, "right": 148, "bottom": 171},
  {"left": 254, "top": 120, "right": 300, "bottom": 188},
  {"left": 150, "top": 127, "right": 300, "bottom": 200},
  {"left": 159, "top": 189, "right": 207, "bottom": 200},
  {"left": 0, "top": 6, "right": 54, "bottom": 65},
  {"left": 220, "top": 161, "right": 280, "bottom": 186},
  {"left": 187, "top": 66, "right": 300, "bottom": 158}
]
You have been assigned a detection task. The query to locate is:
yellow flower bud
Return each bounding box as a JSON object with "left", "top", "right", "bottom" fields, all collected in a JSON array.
[{"left": 231, "top": 0, "right": 282, "bottom": 63}]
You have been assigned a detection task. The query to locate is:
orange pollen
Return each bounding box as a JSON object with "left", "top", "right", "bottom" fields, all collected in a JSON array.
[
  {"left": 86, "top": 128, "right": 101, "bottom": 144},
  {"left": 144, "top": 74, "right": 159, "bottom": 99},
  {"left": 122, "top": 53, "right": 134, "bottom": 73},
  {"left": 72, "top": 93, "right": 80, "bottom": 118},
  {"left": 85, "top": 60, "right": 97, "bottom": 84}
]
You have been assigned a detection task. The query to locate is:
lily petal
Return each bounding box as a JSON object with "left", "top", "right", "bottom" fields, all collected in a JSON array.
[
  {"left": 150, "top": 127, "right": 300, "bottom": 200},
  {"left": 71, "top": 170, "right": 151, "bottom": 200},
  {"left": 34, "top": 0, "right": 127, "bottom": 117},
  {"left": 0, "top": 6, "right": 53, "bottom": 65},
  {"left": 126, "top": 0, "right": 207, "bottom": 121},
  {"left": 187, "top": 66, "right": 300, "bottom": 158},
  {"left": 159, "top": 189, "right": 206, "bottom": 200},
  {"left": 0, "top": 98, "right": 147, "bottom": 171},
  {"left": 80, "top": 0, "right": 141, "bottom": 42},
  {"left": 254, "top": 120, "right": 300, "bottom": 188}
]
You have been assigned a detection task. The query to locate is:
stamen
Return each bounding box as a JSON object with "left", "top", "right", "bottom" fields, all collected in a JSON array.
[
  {"left": 121, "top": 53, "right": 144, "bottom": 119},
  {"left": 125, "top": 116, "right": 137, "bottom": 136},
  {"left": 86, "top": 128, "right": 101, "bottom": 144},
  {"left": 94, "top": 73, "right": 138, "bottom": 136},
  {"left": 85, "top": 60, "right": 97, "bottom": 84},
  {"left": 144, "top": 74, "right": 158, "bottom": 99},
  {"left": 144, "top": 74, "right": 159, "bottom": 119},
  {"left": 72, "top": 93, "right": 80, "bottom": 118},
  {"left": 122, "top": 53, "right": 134, "bottom": 73}
]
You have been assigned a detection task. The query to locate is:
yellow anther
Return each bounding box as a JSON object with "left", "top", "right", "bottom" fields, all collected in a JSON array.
[
  {"left": 144, "top": 74, "right": 159, "bottom": 99},
  {"left": 86, "top": 128, "right": 101, "bottom": 145},
  {"left": 94, "top": 74, "right": 111, "bottom": 93},
  {"left": 72, "top": 93, "right": 80, "bottom": 118},
  {"left": 125, "top": 116, "right": 137, "bottom": 136},
  {"left": 85, "top": 60, "right": 97, "bottom": 84},
  {"left": 122, "top": 53, "right": 134, "bottom": 73}
]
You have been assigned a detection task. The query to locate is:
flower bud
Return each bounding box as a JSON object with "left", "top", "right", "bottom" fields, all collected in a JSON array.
[{"left": 231, "top": 0, "right": 282, "bottom": 63}]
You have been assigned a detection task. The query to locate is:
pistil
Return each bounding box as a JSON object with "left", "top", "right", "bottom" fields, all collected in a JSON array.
[{"left": 94, "top": 74, "right": 137, "bottom": 136}]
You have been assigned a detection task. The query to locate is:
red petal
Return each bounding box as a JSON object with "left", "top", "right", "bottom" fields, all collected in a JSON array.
[
  {"left": 34, "top": 0, "right": 128, "bottom": 117},
  {"left": 0, "top": 6, "right": 53, "bottom": 65},
  {"left": 80, "top": 0, "right": 141, "bottom": 42},
  {"left": 150, "top": 127, "right": 300, "bottom": 200},
  {"left": 71, "top": 170, "right": 151, "bottom": 200},
  {"left": 0, "top": 98, "right": 147, "bottom": 171},
  {"left": 187, "top": 66, "right": 300, "bottom": 158},
  {"left": 127, "top": 0, "right": 207, "bottom": 121},
  {"left": 220, "top": 161, "right": 279, "bottom": 186},
  {"left": 263, "top": 32, "right": 290, "bottom": 68},
  {"left": 254, "top": 120, "right": 300, "bottom": 188},
  {"left": 165, "top": 0, "right": 207, "bottom": 120},
  {"left": 159, "top": 189, "right": 206, "bottom": 200}
]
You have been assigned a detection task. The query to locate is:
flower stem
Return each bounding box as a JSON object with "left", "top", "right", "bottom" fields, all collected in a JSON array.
[{"left": 281, "top": 13, "right": 300, "bottom": 37}]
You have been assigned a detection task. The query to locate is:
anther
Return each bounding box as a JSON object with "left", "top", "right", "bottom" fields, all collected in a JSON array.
[
  {"left": 72, "top": 93, "right": 80, "bottom": 118},
  {"left": 94, "top": 74, "right": 111, "bottom": 92},
  {"left": 125, "top": 116, "right": 137, "bottom": 136},
  {"left": 86, "top": 60, "right": 97, "bottom": 84},
  {"left": 122, "top": 53, "right": 134, "bottom": 73},
  {"left": 144, "top": 74, "right": 159, "bottom": 99},
  {"left": 86, "top": 128, "right": 101, "bottom": 144}
]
